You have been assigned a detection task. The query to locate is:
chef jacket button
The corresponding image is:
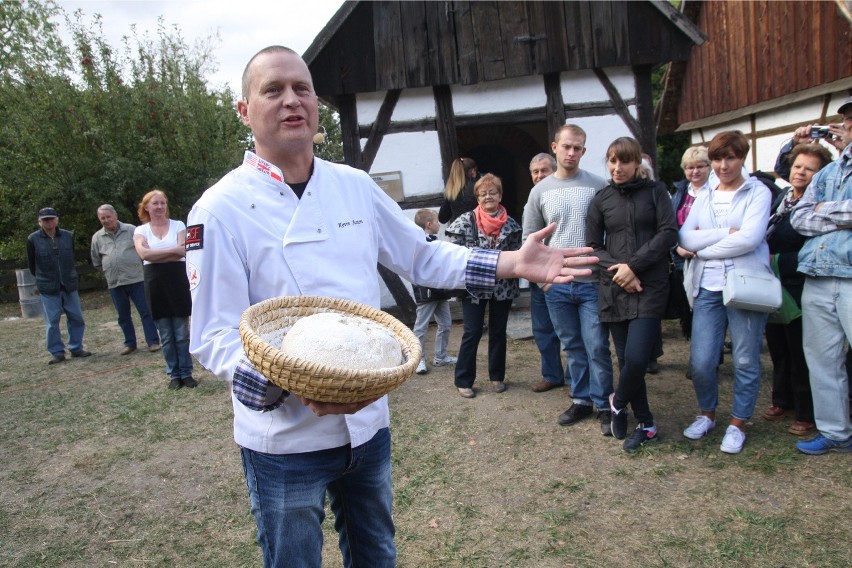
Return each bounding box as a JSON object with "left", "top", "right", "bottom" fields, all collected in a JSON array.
[{"left": 317, "top": 228, "right": 321, "bottom": 233}]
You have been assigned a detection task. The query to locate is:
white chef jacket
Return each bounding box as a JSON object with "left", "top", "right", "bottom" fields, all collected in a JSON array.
[{"left": 187, "top": 152, "right": 481, "bottom": 454}]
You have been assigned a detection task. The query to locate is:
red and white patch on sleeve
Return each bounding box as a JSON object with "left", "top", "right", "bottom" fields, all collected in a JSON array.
[
  {"left": 186, "top": 261, "right": 200, "bottom": 291},
  {"left": 185, "top": 224, "right": 204, "bottom": 251}
]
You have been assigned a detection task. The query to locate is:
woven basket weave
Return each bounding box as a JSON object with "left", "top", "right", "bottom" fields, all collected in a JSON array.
[{"left": 239, "top": 296, "right": 421, "bottom": 403}]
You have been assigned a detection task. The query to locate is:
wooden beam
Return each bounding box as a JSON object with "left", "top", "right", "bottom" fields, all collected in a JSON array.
[
  {"left": 543, "top": 72, "right": 566, "bottom": 144},
  {"left": 433, "top": 84, "right": 459, "bottom": 181},
  {"left": 334, "top": 94, "right": 362, "bottom": 168},
  {"left": 358, "top": 100, "right": 635, "bottom": 137},
  {"left": 633, "top": 64, "right": 658, "bottom": 167},
  {"left": 360, "top": 89, "right": 401, "bottom": 172},
  {"left": 592, "top": 67, "right": 643, "bottom": 143}
]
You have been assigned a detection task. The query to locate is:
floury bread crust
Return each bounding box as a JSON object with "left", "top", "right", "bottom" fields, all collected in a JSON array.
[{"left": 280, "top": 312, "right": 403, "bottom": 370}]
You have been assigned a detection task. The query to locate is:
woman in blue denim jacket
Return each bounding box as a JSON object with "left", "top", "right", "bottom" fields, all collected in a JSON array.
[{"left": 678, "top": 131, "right": 772, "bottom": 455}]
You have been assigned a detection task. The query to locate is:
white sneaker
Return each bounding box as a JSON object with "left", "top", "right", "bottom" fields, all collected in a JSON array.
[
  {"left": 720, "top": 425, "right": 746, "bottom": 454},
  {"left": 433, "top": 355, "right": 458, "bottom": 367},
  {"left": 415, "top": 360, "right": 427, "bottom": 375},
  {"left": 683, "top": 415, "right": 716, "bottom": 440}
]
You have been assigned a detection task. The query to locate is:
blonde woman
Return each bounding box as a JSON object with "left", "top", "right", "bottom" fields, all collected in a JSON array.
[
  {"left": 438, "top": 157, "right": 479, "bottom": 224},
  {"left": 670, "top": 145, "right": 712, "bottom": 339}
]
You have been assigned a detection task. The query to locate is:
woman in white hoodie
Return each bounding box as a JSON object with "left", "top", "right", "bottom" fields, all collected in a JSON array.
[{"left": 678, "top": 131, "right": 772, "bottom": 455}]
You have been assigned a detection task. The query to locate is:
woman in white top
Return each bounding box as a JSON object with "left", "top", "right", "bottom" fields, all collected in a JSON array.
[
  {"left": 133, "top": 189, "right": 194, "bottom": 390},
  {"left": 678, "top": 131, "right": 772, "bottom": 455}
]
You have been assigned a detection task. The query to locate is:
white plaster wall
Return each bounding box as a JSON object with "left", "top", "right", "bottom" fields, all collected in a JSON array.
[
  {"left": 452, "top": 75, "right": 547, "bottom": 115},
  {"left": 562, "top": 67, "right": 636, "bottom": 104},
  {"left": 356, "top": 86, "right": 437, "bottom": 124},
  {"left": 368, "top": 131, "right": 444, "bottom": 198}
]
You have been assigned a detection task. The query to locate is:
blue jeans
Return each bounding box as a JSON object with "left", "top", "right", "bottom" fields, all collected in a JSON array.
[
  {"left": 801, "top": 277, "right": 852, "bottom": 440},
  {"left": 530, "top": 283, "right": 566, "bottom": 385},
  {"left": 455, "top": 297, "right": 513, "bottom": 387},
  {"left": 413, "top": 300, "right": 452, "bottom": 362},
  {"left": 155, "top": 317, "right": 193, "bottom": 379},
  {"left": 109, "top": 282, "right": 159, "bottom": 348},
  {"left": 240, "top": 427, "right": 395, "bottom": 568},
  {"left": 690, "top": 288, "right": 768, "bottom": 420},
  {"left": 40, "top": 290, "right": 85, "bottom": 355},
  {"left": 545, "top": 282, "right": 613, "bottom": 408},
  {"left": 608, "top": 318, "right": 659, "bottom": 425}
]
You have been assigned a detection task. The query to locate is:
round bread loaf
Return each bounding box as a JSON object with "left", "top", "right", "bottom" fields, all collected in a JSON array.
[{"left": 280, "top": 312, "right": 403, "bottom": 370}]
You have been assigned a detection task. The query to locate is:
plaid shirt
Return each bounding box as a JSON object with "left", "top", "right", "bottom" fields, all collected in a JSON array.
[{"left": 233, "top": 247, "right": 500, "bottom": 410}]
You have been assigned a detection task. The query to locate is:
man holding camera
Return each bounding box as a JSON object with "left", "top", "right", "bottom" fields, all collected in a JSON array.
[
  {"left": 774, "top": 101, "right": 852, "bottom": 181},
  {"left": 789, "top": 96, "right": 852, "bottom": 455}
]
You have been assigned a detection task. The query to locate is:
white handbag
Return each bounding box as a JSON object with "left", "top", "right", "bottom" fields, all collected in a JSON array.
[{"left": 722, "top": 268, "right": 782, "bottom": 312}]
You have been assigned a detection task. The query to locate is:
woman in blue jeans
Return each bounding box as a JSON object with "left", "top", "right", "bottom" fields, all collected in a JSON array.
[
  {"left": 678, "top": 131, "right": 772, "bottom": 454},
  {"left": 445, "top": 173, "right": 521, "bottom": 398},
  {"left": 586, "top": 137, "right": 678, "bottom": 450},
  {"left": 134, "top": 189, "right": 194, "bottom": 390}
]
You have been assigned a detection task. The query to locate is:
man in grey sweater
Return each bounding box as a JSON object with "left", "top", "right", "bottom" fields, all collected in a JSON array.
[{"left": 522, "top": 124, "right": 614, "bottom": 435}]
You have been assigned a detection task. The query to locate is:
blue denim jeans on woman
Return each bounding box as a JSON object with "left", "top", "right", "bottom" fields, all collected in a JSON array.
[
  {"left": 240, "top": 427, "right": 395, "bottom": 568},
  {"left": 155, "top": 316, "right": 192, "bottom": 379},
  {"left": 690, "top": 288, "right": 768, "bottom": 420},
  {"left": 40, "top": 290, "right": 85, "bottom": 356},
  {"left": 545, "top": 281, "right": 613, "bottom": 409}
]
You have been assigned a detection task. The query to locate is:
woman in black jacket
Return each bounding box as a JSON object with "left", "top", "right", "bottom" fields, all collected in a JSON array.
[
  {"left": 763, "top": 143, "right": 832, "bottom": 435},
  {"left": 586, "top": 137, "right": 678, "bottom": 451}
]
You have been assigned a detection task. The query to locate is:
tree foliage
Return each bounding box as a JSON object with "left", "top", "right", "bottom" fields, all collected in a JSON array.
[{"left": 0, "top": 2, "right": 250, "bottom": 261}]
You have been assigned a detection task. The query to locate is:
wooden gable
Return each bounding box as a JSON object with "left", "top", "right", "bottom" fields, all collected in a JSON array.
[
  {"left": 658, "top": 0, "right": 852, "bottom": 133},
  {"left": 305, "top": 0, "right": 703, "bottom": 97}
]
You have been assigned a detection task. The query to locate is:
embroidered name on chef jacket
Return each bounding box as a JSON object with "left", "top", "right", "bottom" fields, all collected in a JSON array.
[{"left": 337, "top": 219, "right": 364, "bottom": 228}]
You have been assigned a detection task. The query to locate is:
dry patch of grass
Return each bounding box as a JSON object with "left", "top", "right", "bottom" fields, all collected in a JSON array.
[{"left": 1, "top": 291, "right": 850, "bottom": 567}]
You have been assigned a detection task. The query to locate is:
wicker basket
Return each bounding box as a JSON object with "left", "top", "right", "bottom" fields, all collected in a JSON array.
[{"left": 239, "top": 296, "right": 421, "bottom": 403}]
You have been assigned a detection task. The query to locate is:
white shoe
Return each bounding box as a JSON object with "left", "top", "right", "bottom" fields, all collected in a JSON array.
[
  {"left": 683, "top": 415, "right": 716, "bottom": 440},
  {"left": 415, "top": 360, "right": 427, "bottom": 375},
  {"left": 433, "top": 355, "right": 458, "bottom": 366},
  {"left": 720, "top": 425, "right": 746, "bottom": 454}
]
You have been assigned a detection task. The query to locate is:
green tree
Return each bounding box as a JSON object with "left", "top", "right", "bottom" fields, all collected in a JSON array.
[{"left": 0, "top": 3, "right": 250, "bottom": 261}]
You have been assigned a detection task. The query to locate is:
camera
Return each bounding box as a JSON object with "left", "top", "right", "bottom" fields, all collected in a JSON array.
[{"left": 810, "top": 126, "right": 831, "bottom": 139}]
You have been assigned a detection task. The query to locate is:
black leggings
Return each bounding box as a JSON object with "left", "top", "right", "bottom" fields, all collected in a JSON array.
[{"left": 608, "top": 318, "right": 660, "bottom": 425}]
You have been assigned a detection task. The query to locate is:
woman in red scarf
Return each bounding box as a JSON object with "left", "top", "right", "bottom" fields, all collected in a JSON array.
[{"left": 445, "top": 174, "right": 522, "bottom": 398}]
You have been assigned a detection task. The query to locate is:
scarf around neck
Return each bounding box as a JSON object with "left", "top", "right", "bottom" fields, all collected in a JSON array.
[{"left": 474, "top": 205, "right": 507, "bottom": 237}]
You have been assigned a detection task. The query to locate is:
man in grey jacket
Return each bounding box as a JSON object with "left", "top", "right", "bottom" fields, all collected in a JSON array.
[
  {"left": 522, "top": 125, "right": 614, "bottom": 435},
  {"left": 91, "top": 204, "right": 160, "bottom": 355}
]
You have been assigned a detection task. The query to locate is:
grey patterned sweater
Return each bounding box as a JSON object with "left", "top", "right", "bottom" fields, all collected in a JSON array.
[{"left": 521, "top": 169, "right": 606, "bottom": 283}]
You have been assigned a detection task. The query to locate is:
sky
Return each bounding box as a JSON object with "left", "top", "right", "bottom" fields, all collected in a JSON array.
[{"left": 54, "top": 0, "right": 345, "bottom": 94}]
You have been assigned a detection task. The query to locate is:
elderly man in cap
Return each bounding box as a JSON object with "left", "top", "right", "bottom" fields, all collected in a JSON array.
[
  {"left": 91, "top": 204, "right": 160, "bottom": 355},
  {"left": 26, "top": 207, "right": 91, "bottom": 364}
]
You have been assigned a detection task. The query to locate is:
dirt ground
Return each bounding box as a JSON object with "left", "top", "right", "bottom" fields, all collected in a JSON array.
[{"left": 1, "top": 292, "right": 850, "bottom": 567}]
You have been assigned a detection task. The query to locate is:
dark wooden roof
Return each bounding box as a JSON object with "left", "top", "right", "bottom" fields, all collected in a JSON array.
[
  {"left": 304, "top": 0, "right": 705, "bottom": 97},
  {"left": 658, "top": 0, "right": 852, "bottom": 133}
]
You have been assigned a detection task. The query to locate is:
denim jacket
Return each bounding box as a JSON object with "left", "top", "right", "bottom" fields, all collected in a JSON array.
[
  {"left": 790, "top": 146, "right": 852, "bottom": 278},
  {"left": 27, "top": 228, "right": 79, "bottom": 294}
]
